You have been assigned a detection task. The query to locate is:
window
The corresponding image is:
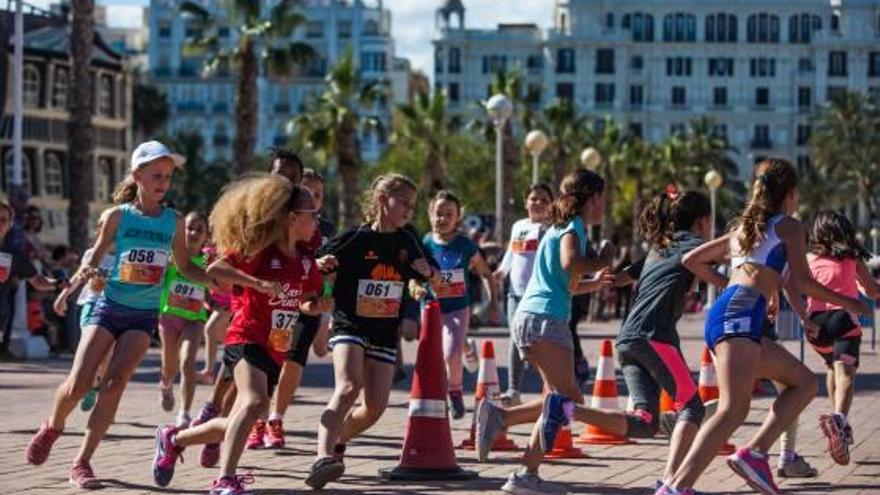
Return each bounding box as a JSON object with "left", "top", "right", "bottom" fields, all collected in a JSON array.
[
  {"left": 798, "top": 58, "right": 814, "bottom": 73},
  {"left": 798, "top": 87, "right": 811, "bottom": 108},
  {"left": 623, "top": 12, "right": 654, "bottom": 42},
  {"left": 482, "top": 55, "right": 507, "bottom": 74},
  {"left": 796, "top": 155, "right": 811, "bottom": 173},
  {"left": 663, "top": 13, "right": 696, "bottom": 42},
  {"left": 527, "top": 54, "right": 544, "bottom": 72},
  {"left": 96, "top": 158, "right": 112, "bottom": 202},
  {"left": 755, "top": 87, "right": 770, "bottom": 107},
  {"left": 666, "top": 57, "right": 692, "bottom": 76},
  {"left": 827, "top": 85, "right": 847, "bottom": 101},
  {"left": 670, "top": 123, "right": 686, "bottom": 136},
  {"left": 448, "top": 47, "right": 461, "bottom": 74},
  {"left": 595, "top": 49, "right": 614, "bottom": 74},
  {"left": 360, "top": 52, "right": 386, "bottom": 72},
  {"left": 595, "top": 83, "right": 615, "bottom": 106},
  {"left": 158, "top": 20, "right": 171, "bottom": 38},
  {"left": 749, "top": 58, "right": 776, "bottom": 77},
  {"left": 3, "top": 151, "right": 32, "bottom": 195},
  {"left": 705, "top": 13, "right": 738, "bottom": 42},
  {"left": 218, "top": 26, "right": 230, "bottom": 38},
  {"left": 23, "top": 65, "right": 40, "bottom": 107},
  {"left": 752, "top": 124, "right": 771, "bottom": 148},
  {"left": 747, "top": 13, "right": 780, "bottom": 43},
  {"left": 557, "top": 48, "right": 576, "bottom": 74},
  {"left": 831, "top": 12, "right": 840, "bottom": 32},
  {"left": 789, "top": 14, "right": 821, "bottom": 43},
  {"left": 337, "top": 21, "right": 352, "bottom": 39},
  {"left": 796, "top": 124, "right": 811, "bottom": 146},
  {"left": 448, "top": 83, "right": 459, "bottom": 103},
  {"left": 630, "top": 56, "right": 643, "bottom": 69},
  {"left": 363, "top": 19, "right": 380, "bottom": 36},
  {"left": 629, "top": 85, "right": 643, "bottom": 107},
  {"left": 44, "top": 153, "right": 63, "bottom": 197},
  {"left": 712, "top": 124, "right": 728, "bottom": 141},
  {"left": 306, "top": 21, "right": 323, "bottom": 38},
  {"left": 708, "top": 58, "right": 734, "bottom": 77},
  {"left": 829, "top": 51, "right": 847, "bottom": 77},
  {"left": 869, "top": 52, "right": 880, "bottom": 77},
  {"left": 628, "top": 123, "right": 643, "bottom": 138},
  {"left": 52, "top": 67, "right": 68, "bottom": 109},
  {"left": 605, "top": 13, "right": 614, "bottom": 29},
  {"left": 98, "top": 75, "right": 114, "bottom": 117},
  {"left": 671, "top": 86, "right": 686, "bottom": 106},
  {"left": 556, "top": 83, "right": 575, "bottom": 101},
  {"left": 713, "top": 87, "right": 728, "bottom": 106},
  {"left": 871, "top": 87, "right": 880, "bottom": 103}
]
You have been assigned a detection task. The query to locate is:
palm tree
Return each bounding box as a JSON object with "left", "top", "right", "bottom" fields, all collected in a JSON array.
[
  {"left": 540, "top": 98, "right": 588, "bottom": 186},
  {"left": 291, "top": 50, "right": 386, "bottom": 227},
  {"left": 68, "top": 0, "right": 96, "bottom": 253},
  {"left": 811, "top": 90, "right": 880, "bottom": 227},
  {"left": 132, "top": 83, "right": 170, "bottom": 142},
  {"left": 180, "top": 0, "right": 314, "bottom": 174},
  {"left": 394, "top": 90, "right": 454, "bottom": 195},
  {"left": 166, "top": 131, "right": 232, "bottom": 213},
  {"left": 585, "top": 116, "right": 631, "bottom": 238}
]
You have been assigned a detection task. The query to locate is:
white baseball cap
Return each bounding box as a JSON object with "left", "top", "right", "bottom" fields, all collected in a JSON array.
[{"left": 130, "top": 141, "right": 186, "bottom": 171}]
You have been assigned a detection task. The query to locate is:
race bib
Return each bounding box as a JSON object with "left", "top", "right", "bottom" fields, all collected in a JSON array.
[
  {"left": 268, "top": 309, "right": 299, "bottom": 353},
  {"left": 0, "top": 252, "right": 12, "bottom": 283},
  {"left": 118, "top": 249, "right": 168, "bottom": 285},
  {"left": 511, "top": 238, "right": 539, "bottom": 254},
  {"left": 168, "top": 280, "right": 205, "bottom": 313},
  {"left": 356, "top": 279, "right": 403, "bottom": 318},
  {"left": 434, "top": 268, "right": 466, "bottom": 299}
]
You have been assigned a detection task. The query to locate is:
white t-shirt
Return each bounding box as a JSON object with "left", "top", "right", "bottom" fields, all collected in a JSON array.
[
  {"left": 76, "top": 248, "right": 116, "bottom": 305},
  {"left": 497, "top": 218, "right": 548, "bottom": 297}
]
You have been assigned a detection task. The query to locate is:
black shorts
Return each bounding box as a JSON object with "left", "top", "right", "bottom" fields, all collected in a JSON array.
[
  {"left": 286, "top": 314, "right": 321, "bottom": 366},
  {"left": 808, "top": 310, "right": 861, "bottom": 368},
  {"left": 221, "top": 344, "right": 282, "bottom": 396},
  {"left": 329, "top": 325, "right": 397, "bottom": 365}
]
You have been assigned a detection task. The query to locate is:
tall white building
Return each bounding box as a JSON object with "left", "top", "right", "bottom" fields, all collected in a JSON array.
[
  {"left": 433, "top": 0, "right": 880, "bottom": 177},
  {"left": 148, "top": 0, "right": 401, "bottom": 162}
]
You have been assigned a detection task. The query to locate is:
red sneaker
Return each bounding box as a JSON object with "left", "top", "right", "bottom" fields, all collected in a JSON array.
[
  {"left": 69, "top": 460, "right": 101, "bottom": 489},
  {"left": 245, "top": 419, "right": 266, "bottom": 450},
  {"left": 200, "top": 443, "right": 220, "bottom": 468},
  {"left": 264, "top": 419, "right": 285, "bottom": 449},
  {"left": 26, "top": 420, "right": 62, "bottom": 465}
]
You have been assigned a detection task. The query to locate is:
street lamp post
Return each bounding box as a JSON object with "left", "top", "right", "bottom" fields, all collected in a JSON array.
[
  {"left": 524, "top": 130, "right": 548, "bottom": 184},
  {"left": 580, "top": 147, "right": 601, "bottom": 171},
  {"left": 704, "top": 170, "right": 724, "bottom": 307},
  {"left": 486, "top": 94, "right": 513, "bottom": 243},
  {"left": 871, "top": 227, "right": 879, "bottom": 255}
]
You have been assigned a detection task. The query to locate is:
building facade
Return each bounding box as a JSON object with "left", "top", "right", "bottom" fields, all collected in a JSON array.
[
  {"left": 0, "top": 6, "right": 133, "bottom": 245},
  {"left": 433, "top": 0, "right": 880, "bottom": 177},
  {"left": 148, "top": 0, "right": 407, "bottom": 163}
]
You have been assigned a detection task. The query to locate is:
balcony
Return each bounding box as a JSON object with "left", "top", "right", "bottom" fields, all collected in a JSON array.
[
  {"left": 213, "top": 135, "right": 229, "bottom": 146},
  {"left": 750, "top": 139, "right": 773, "bottom": 150},
  {"left": 213, "top": 102, "right": 229, "bottom": 113},
  {"left": 274, "top": 103, "right": 291, "bottom": 114},
  {"left": 152, "top": 67, "right": 172, "bottom": 78},
  {"left": 176, "top": 102, "right": 206, "bottom": 113}
]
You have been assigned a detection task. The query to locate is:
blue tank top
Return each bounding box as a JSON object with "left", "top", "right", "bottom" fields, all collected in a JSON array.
[{"left": 104, "top": 204, "right": 178, "bottom": 310}]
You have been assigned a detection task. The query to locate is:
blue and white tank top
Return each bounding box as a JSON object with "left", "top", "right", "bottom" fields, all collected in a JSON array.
[
  {"left": 104, "top": 204, "right": 178, "bottom": 310},
  {"left": 730, "top": 214, "right": 788, "bottom": 274}
]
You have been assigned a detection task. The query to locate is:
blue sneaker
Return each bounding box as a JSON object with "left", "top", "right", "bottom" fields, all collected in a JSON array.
[{"left": 538, "top": 393, "right": 571, "bottom": 453}]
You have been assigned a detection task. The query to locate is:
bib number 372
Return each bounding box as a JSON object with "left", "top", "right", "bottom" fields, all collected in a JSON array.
[{"left": 268, "top": 310, "right": 299, "bottom": 353}]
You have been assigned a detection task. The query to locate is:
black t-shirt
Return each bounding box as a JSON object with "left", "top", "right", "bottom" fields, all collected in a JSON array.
[
  {"left": 318, "top": 217, "right": 337, "bottom": 246},
  {"left": 0, "top": 236, "right": 37, "bottom": 325},
  {"left": 319, "top": 224, "right": 438, "bottom": 334},
  {"left": 617, "top": 231, "right": 703, "bottom": 346}
]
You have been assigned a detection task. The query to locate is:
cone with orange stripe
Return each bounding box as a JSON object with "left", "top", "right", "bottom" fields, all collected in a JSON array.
[
  {"left": 458, "top": 340, "right": 518, "bottom": 451},
  {"left": 578, "top": 340, "right": 632, "bottom": 445},
  {"left": 698, "top": 347, "right": 735, "bottom": 456},
  {"left": 544, "top": 424, "right": 587, "bottom": 459},
  {"left": 380, "top": 300, "right": 478, "bottom": 480}
]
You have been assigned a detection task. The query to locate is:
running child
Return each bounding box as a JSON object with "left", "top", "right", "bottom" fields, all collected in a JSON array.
[
  {"left": 476, "top": 169, "right": 637, "bottom": 495},
  {"left": 25, "top": 140, "right": 208, "bottom": 489},
  {"left": 158, "top": 211, "right": 210, "bottom": 428},
  {"left": 151, "top": 176, "right": 330, "bottom": 494},
  {"left": 660, "top": 159, "right": 869, "bottom": 495},
  {"left": 806, "top": 210, "right": 880, "bottom": 465},
  {"left": 305, "top": 173, "right": 438, "bottom": 489},
  {"left": 197, "top": 242, "right": 232, "bottom": 385},
  {"left": 495, "top": 183, "right": 554, "bottom": 406},
  {"left": 258, "top": 167, "right": 338, "bottom": 449},
  {"left": 424, "top": 190, "right": 498, "bottom": 419}
]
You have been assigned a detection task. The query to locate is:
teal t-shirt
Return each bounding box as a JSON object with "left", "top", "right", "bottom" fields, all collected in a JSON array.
[
  {"left": 423, "top": 233, "right": 479, "bottom": 313},
  {"left": 517, "top": 217, "right": 587, "bottom": 321},
  {"left": 104, "top": 204, "right": 178, "bottom": 310}
]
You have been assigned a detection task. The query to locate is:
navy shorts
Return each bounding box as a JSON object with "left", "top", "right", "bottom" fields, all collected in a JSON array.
[
  {"left": 705, "top": 285, "right": 767, "bottom": 350},
  {"left": 82, "top": 297, "right": 158, "bottom": 339}
]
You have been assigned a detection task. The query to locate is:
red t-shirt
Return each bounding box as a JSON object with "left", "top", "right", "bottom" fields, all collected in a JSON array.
[{"left": 225, "top": 245, "right": 322, "bottom": 364}]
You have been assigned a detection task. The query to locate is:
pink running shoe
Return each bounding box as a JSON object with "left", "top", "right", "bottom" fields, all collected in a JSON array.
[
  {"left": 152, "top": 426, "right": 185, "bottom": 487},
  {"left": 69, "top": 459, "right": 101, "bottom": 489},
  {"left": 191, "top": 401, "right": 221, "bottom": 428},
  {"left": 245, "top": 419, "right": 266, "bottom": 450},
  {"left": 200, "top": 443, "right": 220, "bottom": 468},
  {"left": 209, "top": 473, "right": 255, "bottom": 495},
  {"left": 264, "top": 419, "right": 285, "bottom": 449},
  {"left": 26, "top": 420, "right": 61, "bottom": 465},
  {"left": 726, "top": 447, "right": 780, "bottom": 495},
  {"left": 819, "top": 413, "right": 850, "bottom": 465}
]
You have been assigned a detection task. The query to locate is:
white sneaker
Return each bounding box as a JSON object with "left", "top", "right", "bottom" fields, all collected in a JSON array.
[
  {"left": 176, "top": 411, "right": 191, "bottom": 429},
  {"left": 501, "top": 471, "right": 568, "bottom": 495},
  {"left": 464, "top": 338, "right": 479, "bottom": 373}
]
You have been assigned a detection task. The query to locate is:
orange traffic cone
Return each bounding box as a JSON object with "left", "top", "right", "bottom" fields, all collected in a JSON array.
[
  {"left": 660, "top": 390, "right": 675, "bottom": 413},
  {"left": 459, "top": 341, "right": 518, "bottom": 451},
  {"left": 544, "top": 424, "right": 587, "bottom": 459},
  {"left": 578, "top": 340, "right": 632, "bottom": 445},
  {"left": 380, "top": 300, "right": 478, "bottom": 480},
  {"left": 698, "top": 347, "right": 735, "bottom": 456}
]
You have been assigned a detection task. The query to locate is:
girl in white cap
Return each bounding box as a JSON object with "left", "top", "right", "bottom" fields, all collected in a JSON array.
[{"left": 25, "top": 141, "right": 209, "bottom": 489}]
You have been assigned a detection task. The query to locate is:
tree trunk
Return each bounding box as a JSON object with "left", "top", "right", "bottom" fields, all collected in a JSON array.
[
  {"left": 233, "top": 38, "right": 258, "bottom": 175},
  {"left": 601, "top": 161, "right": 615, "bottom": 240},
  {"left": 552, "top": 145, "right": 566, "bottom": 189},
  {"left": 630, "top": 174, "right": 644, "bottom": 258},
  {"left": 425, "top": 143, "right": 445, "bottom": 195},
  {"left": 67, "top": 0, "right": 95, "bottom": 254},
  {"left": 337, "top": 118, "right": 361, "bottom": 228},
  {"left": 501, "top": 120, "right": 518, "bottom": 243}
]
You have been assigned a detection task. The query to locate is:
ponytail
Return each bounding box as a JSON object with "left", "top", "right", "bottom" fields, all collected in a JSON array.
[
  {"left": 735, "top": 159, "right": 798, "bottom": 253},
  {"left": 112, "top": 176, "right": 138, "bottom": 205},
  {"left": 550, "top": 169, "right": 604, "bottom": 227},
  {"left": 640, "top": 190, "right": 711, "bottom": 249}
]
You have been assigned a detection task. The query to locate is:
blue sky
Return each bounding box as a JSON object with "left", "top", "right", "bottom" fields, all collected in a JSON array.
[{"left": 29, "top": 0, "right": 554, "bottom": 75}]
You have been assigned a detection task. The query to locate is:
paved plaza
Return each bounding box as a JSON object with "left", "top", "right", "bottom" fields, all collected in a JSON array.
[{"left": 2, "top": 314, "right": 879, "bottom": 494}]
